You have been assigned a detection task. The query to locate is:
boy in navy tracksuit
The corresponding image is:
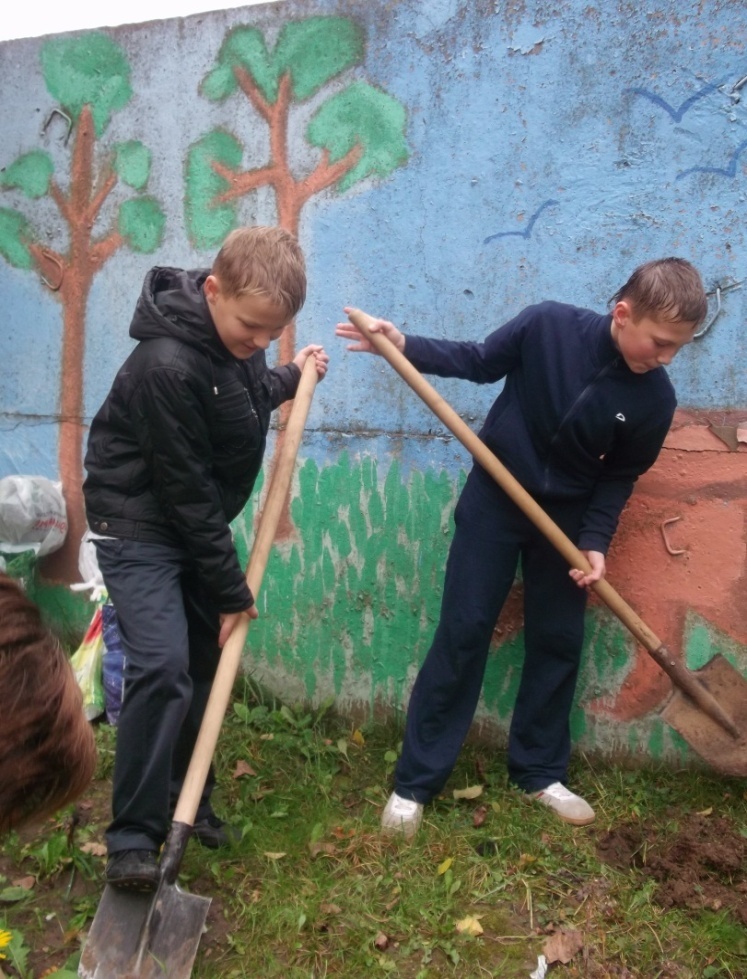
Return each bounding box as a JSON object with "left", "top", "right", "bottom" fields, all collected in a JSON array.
[
  {"left": 84, "top": 227, "right": 328, "bottom": 888},
  {"left": 336, "top": 258, "right": 707, "bottom": 834}
]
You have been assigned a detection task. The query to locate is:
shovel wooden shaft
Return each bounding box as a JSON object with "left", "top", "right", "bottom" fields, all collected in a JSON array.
[
  {"left": 173, "top": 357, "right": 318, "bottom": 826},
  {"left": 346, "top": 308, "right": 740, "bottom": 740}
]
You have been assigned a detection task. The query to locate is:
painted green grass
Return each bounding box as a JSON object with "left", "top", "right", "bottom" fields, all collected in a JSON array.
[{"left": 231, "top": 452, "right": 739, "bottom": 765}]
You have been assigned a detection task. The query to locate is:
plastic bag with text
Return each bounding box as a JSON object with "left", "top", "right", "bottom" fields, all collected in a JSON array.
[{"left": 0, "top": 476, "right": 67, "bottom": 556}]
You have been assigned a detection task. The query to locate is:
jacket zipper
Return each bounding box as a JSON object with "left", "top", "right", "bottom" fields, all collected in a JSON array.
[
  {"left": 237, "top": 363, "right": 259, "bottom": 425},
  {"left": 542, "top": 357, "right": 618, "bottom": 493}
]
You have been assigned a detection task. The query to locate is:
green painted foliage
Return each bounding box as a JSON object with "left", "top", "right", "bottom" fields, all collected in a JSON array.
[
  {"left": 185, "top": 129, "right": 243, "bottom": 251},
  {"left": 233, "top": 453, "right": 462, "bottom": 701},
  {"left": 307, "top": 82, "right": 409, "bottom": 192},
  {"left": 40, "top": 33, "right": 132, "bottom": 136},
  {"left": 201, "top": 17, "right": 363, "bottom": 105},
  {"left": 0, "top": 207, "right": 34, "bottom": 269},
  {"left": 118, "top": 196, "right": 165, "bottom": 253},
  {"left": 0, "top": 151, "right": 54, "bottom": 199},
  {"left": 201, "top": 28, "right": 271, "bottom": 102},
  {"left": 274, "top": 17, "right": 364, "bottom": 101},
  {"left": 113, "top": 141, "right": 151, "bottom": 190}
]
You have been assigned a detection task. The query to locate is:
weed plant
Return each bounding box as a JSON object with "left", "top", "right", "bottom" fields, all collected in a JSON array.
[{"left": 1, "top": 681, "right": 746, "bottom": 978}]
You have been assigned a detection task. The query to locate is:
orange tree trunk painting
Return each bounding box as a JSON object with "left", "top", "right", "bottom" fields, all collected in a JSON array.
[
  {"left": 0, "top": 34, "right": 165, "bottom": 581},
  {"left": 185, "top": 16, "right": 409, "bottom": 537}
]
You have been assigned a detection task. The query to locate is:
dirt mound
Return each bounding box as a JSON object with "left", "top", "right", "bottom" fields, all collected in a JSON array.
[{"left": 597, "top": 813, "right": 747, "bottom": 925}]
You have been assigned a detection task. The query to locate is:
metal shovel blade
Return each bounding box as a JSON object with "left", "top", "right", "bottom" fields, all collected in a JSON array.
[
  {"left": 660, "top": 655, "right": 747, "bottom": 777},
  {"left": 79, "top": 882, "right": 211, "bottom": 979}
]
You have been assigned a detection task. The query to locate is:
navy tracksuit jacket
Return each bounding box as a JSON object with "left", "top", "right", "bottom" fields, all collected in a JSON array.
[{"left": 395, "top": 302, "right": 676, "bottom": 798}]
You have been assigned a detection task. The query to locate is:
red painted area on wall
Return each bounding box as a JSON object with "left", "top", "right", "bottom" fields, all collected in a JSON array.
[
  {"left": 488, "top": 411, "right": 747, "bottom": 721},
  {"left": 591, "top": 412, "right": 747, "bottom": 719}
]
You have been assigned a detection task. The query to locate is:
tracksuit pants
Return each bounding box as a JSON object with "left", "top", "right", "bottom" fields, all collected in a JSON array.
[
  {"left": 94, "top": 538, "right": 222, "bottom": 854},
  {"left": 395, "top": 466, "right": 590, "bottom": 802}
]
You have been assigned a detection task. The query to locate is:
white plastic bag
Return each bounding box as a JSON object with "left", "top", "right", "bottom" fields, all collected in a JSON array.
[
  {"left": 0, "top": 475, "right": 67, "bottom": 556},
  {"left": 70, "top": 532, "right": 107, "bottom": 602}
]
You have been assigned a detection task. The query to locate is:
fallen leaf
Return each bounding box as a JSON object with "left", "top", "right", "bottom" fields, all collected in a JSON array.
[
  {"left": 351, "top": 728, "right": 366, "bottom": 747},
  {"left": 232, "top": 760, "right": 258, "bottom": 779},
  {"left": 337, "top": 738, "right": 350, "bottom": 760},
  {"left": 259, "top": 733, "right": 274, "bottom": 741},
  {"left": 12, "top": 876, "right": 36, "bottom": 890},
  {"left": 80, "top": 842, "right": 107, "bottom": 857},
  {"left": 473, "top": 805, "right": 488, "bottom": 828},
  {"left": 437, "top": 857, "right": 453, "bottom": 875},
  {"left": 455, "top": 914, "right": 483, "bottom": 936},
  {"left": 453, "top": 785, "right": 483, "bottom": 801},
  {"left": 320, "top": 903, "right": 341, "bottom": 915},
  {"left": 696, "top": 806, "right": 713, "bottom": 816},
  {"left": 263, "top": 852, "right": 286, "bottom": 860},
  {"left": 309, "top": 841, "right": 337, "bottom": 858},
  {"left": 543, "top": 927, "right": 584, "bottom": 964},
  {"left": 374, "top": 931, "right": 389, "bottom": 950}
]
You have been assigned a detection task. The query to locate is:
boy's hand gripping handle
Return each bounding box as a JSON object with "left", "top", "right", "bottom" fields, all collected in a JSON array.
[
  {"left": 172, "top": 358, "right": 318, "bottom": 828},
  {"left": 345, "top": 308, "right": 740, "bottom": 739}
]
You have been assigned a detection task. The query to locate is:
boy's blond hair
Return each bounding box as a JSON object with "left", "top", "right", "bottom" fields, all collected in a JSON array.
[
  {"left": 612, "top": 257, "right": 707, "bottom": 326},
  {"left": 212, "top": 226, "right": 307, "bottom": 316}
]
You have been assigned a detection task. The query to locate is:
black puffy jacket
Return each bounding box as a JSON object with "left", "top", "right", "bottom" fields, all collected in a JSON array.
[{"left": 83, "top": 267, "right": 300, "bottom": 611}]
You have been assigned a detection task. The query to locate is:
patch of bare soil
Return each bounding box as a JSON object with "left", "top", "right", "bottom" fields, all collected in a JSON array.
[{"left": 596, "top": 813, "right": 747, "bottom": 925}]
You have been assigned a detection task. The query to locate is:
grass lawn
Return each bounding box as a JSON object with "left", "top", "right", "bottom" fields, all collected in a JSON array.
[{"left": 1, "top": 680, "right": 746, "bottom": 978}]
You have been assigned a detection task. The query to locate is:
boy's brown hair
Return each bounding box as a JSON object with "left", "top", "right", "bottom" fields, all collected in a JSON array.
[
  {"left": 211, "top": 226, "right": 307, "bottom": 317},
  {"left": 612, "top": 257, "right": 708, "bottom": 326},
  {"left": 0, "top": 574, "right": 97, "bottom": 834}
]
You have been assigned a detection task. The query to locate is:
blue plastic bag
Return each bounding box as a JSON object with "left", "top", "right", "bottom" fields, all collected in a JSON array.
[{"left": 101, "top": 604, "right": 125, "bottom": 726}]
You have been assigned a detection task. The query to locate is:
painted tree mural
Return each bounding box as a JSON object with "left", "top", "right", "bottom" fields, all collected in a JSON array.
[
  {"left": 185, "top": 15, "right": 409, "bottom": 534},
  {"left": 0, "top": 33, "right": 165, "bottom": 580}
]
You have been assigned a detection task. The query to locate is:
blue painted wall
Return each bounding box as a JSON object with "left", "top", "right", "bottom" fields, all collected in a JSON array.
[{"left": 0, "top": 0, "right": 745, "bottom": 762}]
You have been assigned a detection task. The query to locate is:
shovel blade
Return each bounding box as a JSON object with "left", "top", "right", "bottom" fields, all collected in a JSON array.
[
  {"left": 661, "top": 655, "right": 747, "bottom": 777},
  {"left": 79, "top": 883, "right": 211, "bottom": 979}
]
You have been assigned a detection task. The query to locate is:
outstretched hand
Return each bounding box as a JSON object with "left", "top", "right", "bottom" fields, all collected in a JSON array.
[
  {"left": 335, "top": 307, "right": 406, "bottom": 354},
  {"left": 569, "top": 551, "right": 606, "bottom": 589},
  {"left": 293, "top": 344, "right": 330, "bottom": 380}
]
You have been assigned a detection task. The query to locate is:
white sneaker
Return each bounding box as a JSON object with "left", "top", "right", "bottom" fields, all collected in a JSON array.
[
  {"left": 530, "top": 782, "right": 595, "bottom": 826},
  {"left": 381, "top": 791, "right": 423, "bottom": 838}
]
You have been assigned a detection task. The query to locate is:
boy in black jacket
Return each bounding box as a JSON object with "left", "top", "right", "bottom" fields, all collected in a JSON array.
[
  {"left": 336, "top": 257, "right": 706, "bottom": 836},
  {"left": 84, "top": 227, "right": 328, "bottom": 888}
]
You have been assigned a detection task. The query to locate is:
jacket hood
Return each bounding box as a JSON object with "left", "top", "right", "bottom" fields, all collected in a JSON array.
[{"left": 129, "top": 267, "right": 224, "bottom": 356}]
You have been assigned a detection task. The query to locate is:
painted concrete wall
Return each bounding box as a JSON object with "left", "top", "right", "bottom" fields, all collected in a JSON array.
[{"left": 0, "top": 0, "right": 745, "bottom": 766}]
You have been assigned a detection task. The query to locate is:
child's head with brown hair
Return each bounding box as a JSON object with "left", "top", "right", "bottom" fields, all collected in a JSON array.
[
  {"left": 210, "top": 226, "right": 307, "bottom": 317},
  {"left": 611, "top": 257, "right": 708, "bottom": 327},
  {"left": 610, "top": 257, "right": 707, "bottom": 374},
  {"left": 0, "top": 574, "right": 97, "bottom": 835}
]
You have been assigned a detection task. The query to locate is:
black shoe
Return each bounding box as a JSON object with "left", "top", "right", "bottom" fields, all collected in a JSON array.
[
  {"left": 105, "top": 849, "right": 160, "bottom": 892},
  {"left": 192, "top": 813, "right": 240, "bottom": 849}
]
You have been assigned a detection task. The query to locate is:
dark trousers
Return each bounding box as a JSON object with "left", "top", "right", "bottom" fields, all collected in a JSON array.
[
  {"left": 95, "top": 538, "right": 222, "bottom": 853},
  {"left": 395, "top": 467, "right": 589, "bottom": 802}
]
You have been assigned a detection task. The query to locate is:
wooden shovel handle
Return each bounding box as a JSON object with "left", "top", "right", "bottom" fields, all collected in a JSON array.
[
  {"left": 173, "top": 358, "right": 318, "bottom": 826},
  {"left": 345, "top": 308, "right": 741, "bottom": 736}
]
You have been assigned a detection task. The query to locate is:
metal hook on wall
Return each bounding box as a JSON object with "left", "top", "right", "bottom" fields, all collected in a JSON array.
[
  {"left": 38, "top": 248, "right": 65, "bottom": 291},
  {"left": 41, "top": 108, "right": 73, "bottom": 147},
  {"left": 695, "top": 278, "right": 743, "bottom": 339},
  {"left": 661, "top": 516, "right": 686, "bottom": 556}
]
